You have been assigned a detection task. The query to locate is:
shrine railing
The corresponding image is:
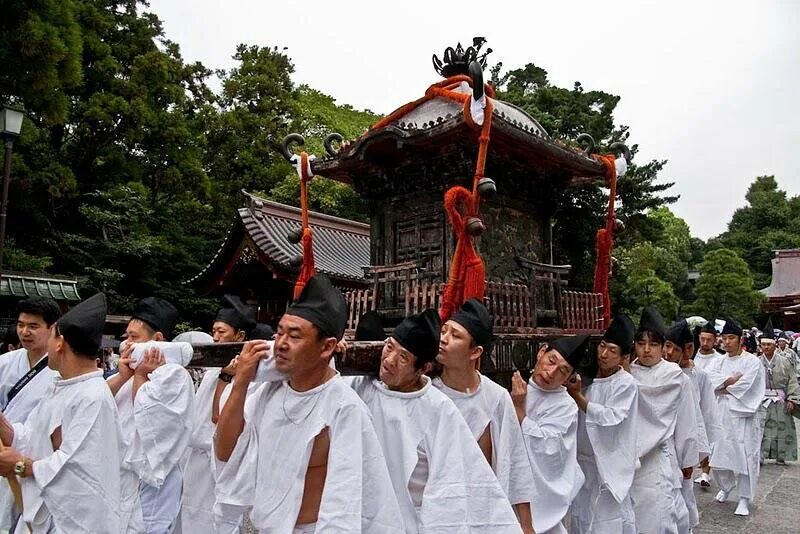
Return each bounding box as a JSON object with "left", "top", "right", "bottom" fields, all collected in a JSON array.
[
  {"left": 345, "top": 281, "right": 603, "bottom": 332},
  {"left": 560, "top": 290, "right": 605, "bottom": 331}
]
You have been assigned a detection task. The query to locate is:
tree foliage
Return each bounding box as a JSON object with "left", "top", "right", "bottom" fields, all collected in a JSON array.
[
  {"left": 492, "top": 62, "right": 677, "bottom": 289},
  {"left": 4, "top": 4, "right": 692, "bottom": 326},
  {"left": 1, "top": 1, "right": 376, "bottom": 322},
  {"left": 688, "top": 248, "right": 764, "bottom": 324},
  {"left": 0, "top": 0, "right": 83, "bottom": 123},
  {"left": 711, "top": 176, "right": 800, "bottom": 289}
]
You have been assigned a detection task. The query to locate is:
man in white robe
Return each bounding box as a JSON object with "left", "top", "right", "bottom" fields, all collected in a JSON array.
[
  {"left": 180, "top": 296, "right": 256, "bottom": 533},
  {"left": 566, "top": 314, "right": 638, "bottom": 534},
  {"left": 705, "top": 317, "right": 766, "bottom": 517},
  {"left": 345, "top": 309, "right": 521, "bottom": 533},
  {"left": 214, "top": 275, "right": 404, "bottom": 533},
  {"left": 106, "top": 297, "right": 194, "bottom": 533},
  {"left": 0, "top": 297, "right": 61, "bottom": 531},
  {"left": 692, "top": 319, "right": 722, "bottom": 486},
  {"left": 629, "top": 307, "right": 698, "bottom": 534},
  {"left": 511, "top": 335, "right": 588, "bottom": 534},
  {"left": 433, "top": 299, "right": 536, "bottom": 532},
  {"left": 664, "top": 319, "right": 720, "bottom": 531},
  {"left": 0, "top": 293, "right": 123, "bottom": 533}
]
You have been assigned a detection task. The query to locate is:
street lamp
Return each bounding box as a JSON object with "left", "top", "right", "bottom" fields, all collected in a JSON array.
[{"left": 0, "top": 106, "right": 25, "bottom": 283}]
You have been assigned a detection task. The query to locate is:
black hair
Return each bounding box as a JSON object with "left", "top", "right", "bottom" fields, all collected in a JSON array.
[
  {"left": 17, "top": 297, "right": 61, "bottom": 327},
  {"left": 54, "top": 324, "right": 99, "bottom": 360},
  {"left": 634, "top": 329, "right": 665, "bottom": 345},
  {"left": 4, "top": 324, "right": 19, "bottom": 347}
]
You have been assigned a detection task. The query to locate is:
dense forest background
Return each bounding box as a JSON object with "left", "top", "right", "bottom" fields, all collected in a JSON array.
[{"left": 2, "top": 0, "right": 798, "bottom": 327}]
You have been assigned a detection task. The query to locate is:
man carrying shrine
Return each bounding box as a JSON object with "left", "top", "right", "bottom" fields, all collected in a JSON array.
[
  {"left": 566, "top": 314, "right": 639, "bottom": 534},
  {"left": 433, "top": 298, "right": 536, "bottom": 532},
  {"left": 511, "top": 335, "right": 588, "bottom": 534}
]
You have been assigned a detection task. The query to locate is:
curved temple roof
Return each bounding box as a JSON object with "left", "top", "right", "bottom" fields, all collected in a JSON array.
[
  {"left": 0, "top": 273, "right": 81, "bottom": 301},
  {"left": 188, "top": 192, "right": 370, "bottom": 289},
  {"left": 761, "top": 249, "right": 800, "bottom": 299}
]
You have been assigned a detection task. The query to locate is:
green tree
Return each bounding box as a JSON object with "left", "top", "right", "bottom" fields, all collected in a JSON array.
[
  {"left": 624, "top": 268, "right": 680, "bottom": 321},
  {"left": 204, "top": 44, "right": 298, "bottom": 213},
  {"left": 266, "top": 85, "right": 378, "bottom": 221},
  {"left": 689, "top": 248, "right": 764, "bottom": 324},
  {"left": 5, "top": 0, "right": 220, "bottom": 322},
  {"left": 713, "top": 176, "right": 800, "bottom": 289},
  {"left": 492, "top": 62, "right": 677, "bottom": 288},
  {"left": 0, "top": 0, "right": 83, "bottom": 123}
]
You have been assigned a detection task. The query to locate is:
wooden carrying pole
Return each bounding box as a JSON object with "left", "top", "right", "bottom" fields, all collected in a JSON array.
[{"left": 188, "top": 341, "right": 386, "bottom": 375}]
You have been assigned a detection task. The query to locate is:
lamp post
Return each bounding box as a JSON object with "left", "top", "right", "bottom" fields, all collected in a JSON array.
[{"left": 0, "top": 106, "right": 25, "bottom": 284}]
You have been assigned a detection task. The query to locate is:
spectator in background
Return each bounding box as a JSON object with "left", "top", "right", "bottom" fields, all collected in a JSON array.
[{"left": 2, "top": 325, "right": 19, "bottom": 353}]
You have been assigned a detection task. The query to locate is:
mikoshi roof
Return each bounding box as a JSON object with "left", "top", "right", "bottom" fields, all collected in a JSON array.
[
  {"left": 188, "top": 192, "right": 370, "bottom": 289},
  {"left": 313, "top": 80, "right": 606, "bottom": 185}
]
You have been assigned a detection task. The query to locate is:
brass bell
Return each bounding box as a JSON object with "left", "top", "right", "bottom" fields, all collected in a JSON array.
[
  {"left": 287, "top": 229, "right": 302, "bottom": 244},
  {"left": 466, "top": 217, "right": 486, "bottom": 236},
  {"left": 289, "top": 254, "right": 304, "bottom": 268},
  {"left": 613, "top": 218, "right": 625, "bottom": 232},
  {"left": 477, "top": 177, "right": 496, "bottom": 198}
]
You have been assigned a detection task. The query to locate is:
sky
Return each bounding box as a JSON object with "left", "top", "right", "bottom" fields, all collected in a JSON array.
[{"left": 151, "top": 0, "right": 799, "bottom": 240}]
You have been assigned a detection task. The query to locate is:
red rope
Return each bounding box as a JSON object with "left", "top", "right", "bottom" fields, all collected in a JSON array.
[
  {"left": 293, "top": 152, "right": 316, "bottom": 300},
  {"left": 368, "top": 74, "right": 496, "bottom": 327},
  {"left": 592, "top": 154, "right": 617, "bottom": 328}
]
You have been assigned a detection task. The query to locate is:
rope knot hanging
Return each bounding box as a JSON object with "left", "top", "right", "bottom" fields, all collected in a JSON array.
[
  {"left": 292, "top": 151, "right": 316, "bottom": 300},
  {"left": 591, "top": 153, "right": 618, "bottom": 328},
  {"left": 367, "top": 63, "right": 497, "bottom": 323}
]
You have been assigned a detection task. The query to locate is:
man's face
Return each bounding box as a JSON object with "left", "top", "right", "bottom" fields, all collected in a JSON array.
[
  {"left": 380, "top": 337, "right": 424, "bottom": 390},
  {"left": 721, "top": 334, "right": 742, "bottom": 354},
  {"left": 532, "top": 347, "right": 574, "bottom": 390},
  {"left": 212, "top": 321, "right": 244, "bottom": 343},
  {"left": 273, "top": 314, "right": 333, "bottom": 376},
  {"left": 777, "top": 339, "right": 787, "bottom": 350},
  {"left": 663, "top": 340, "right": 683, "bottom": 364},
  {"left": 634, "top": 332, "right": 663, "bottom": 367},
  {"left": 125, "top": 319, "right": 156, "bottom": 343},
  {"left": 596, "top": 340, "right": 624, "bottom": 373},
  {"left": 699, "top": 332, "right": 716, "bottom": 353},
  {"left": 437, "top": 320, "right": 480, "bottom": 369},
  {"left": 17, "top": 312, "right": 51, "bottom": 354},
  {"left": 761, "top": 341, "right": 776, "bottom": 357}
]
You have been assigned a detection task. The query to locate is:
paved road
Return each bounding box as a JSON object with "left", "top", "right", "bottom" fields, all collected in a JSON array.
[{"left": 694, "top": 426, "right": 800, "bottom": 533}]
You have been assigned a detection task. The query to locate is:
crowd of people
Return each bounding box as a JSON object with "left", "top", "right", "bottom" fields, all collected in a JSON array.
[{"left": 0, "top": 274, "right": 797, "bottom": 533}]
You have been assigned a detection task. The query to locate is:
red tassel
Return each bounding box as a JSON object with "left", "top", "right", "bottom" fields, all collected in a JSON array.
[
  {"left": 293, "top": 152, "right": 317, "bottom": 300},
  {"left": 591, "top": 154, "right": 618, "bottom": 328},
  {"left": 439, "top": 186, "right": 486, "bottom": 323}
]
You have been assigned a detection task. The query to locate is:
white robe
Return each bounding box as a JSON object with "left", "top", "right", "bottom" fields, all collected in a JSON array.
[
  {"left": 704, "top": 352, "right": 765, "bottom": 500},
  {"left": 11, "top": 370, "right": 121, "bottom": 533},
  {"left": 432, "top": 374, "right": 536, "bottom": 507},
  {"left": 568, "top": 369, "right": 638, "bottom": 534},
  {"left": 0, "top": 350, "right": 59, "bottom": 530},
  {"left": 629, "top": 359, "right": 698, "bottom": 534},
  {"left": 348, "top": 376, "right": 521, "bottom": 533},
  {"left": 521, "top": 380, "right": 584, "bottom": 534},
  {"left": 693, "top": 351, "right": 722, "bottom": 373},
  {"left": 680, "top": 365, "right": 721, "bottom": 528},
  {"left": 179, "top": 368, "right": 238, "bottom": 533},
  {"left": 115, "top": 364, "right": 194, "bottom": 533},
  {"left": 214, "top": 374, "right": 405, "bottom": 533}
]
